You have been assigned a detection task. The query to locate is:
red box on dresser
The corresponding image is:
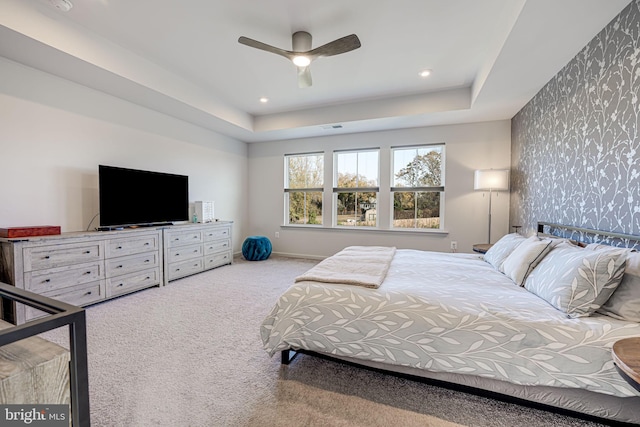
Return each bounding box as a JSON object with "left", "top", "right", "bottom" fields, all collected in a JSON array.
[{"left": 0, "top": 226, "right": 61, "bottom": 238}]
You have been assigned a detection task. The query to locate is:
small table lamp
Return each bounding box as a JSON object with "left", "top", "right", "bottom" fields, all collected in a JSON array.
[{"left": 474, "top": 169, "right": 510, "bottom": 243}]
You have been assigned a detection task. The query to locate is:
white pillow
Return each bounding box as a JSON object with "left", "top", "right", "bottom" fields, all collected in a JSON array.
[
  {"left": 483, "top": 233, "right": 527, "bottom": 271},
  {"left": 502, "top": 236, "right": 553, "bottom": 286}
]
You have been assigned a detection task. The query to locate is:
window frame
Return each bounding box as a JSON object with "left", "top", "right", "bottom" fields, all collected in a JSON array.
[
  {"left": 284, "top": 152, "right": 324, "bottom": 226},
  {"left": 332, "top": 148, "right": 380, "bottom": 228},
  {"left": 390, "top": 144, "right": 445, "bottom": 230}
]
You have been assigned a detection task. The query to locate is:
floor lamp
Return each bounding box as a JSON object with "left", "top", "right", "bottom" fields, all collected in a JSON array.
[{"left": 474, "top": 169, "right": 510, "bottom": 244}]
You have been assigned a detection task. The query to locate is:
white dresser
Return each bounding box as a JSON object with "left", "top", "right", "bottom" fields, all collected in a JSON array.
[
  {"left": 0, "top": 228, "right": 163, "bottom": 323},
  {"left": 0, "top": 222, "right": 233, "bottom": 323},
  {"left": 163, "top": 221, "right": 233, "bottom": 285}
]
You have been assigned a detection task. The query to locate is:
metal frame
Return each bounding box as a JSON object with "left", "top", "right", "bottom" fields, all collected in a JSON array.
[
  {"left": 537, "top": 221, "right": 640, "bottom": 248},
  {"left": 0, "top": 282, "right": 90, "bottom": 427}
]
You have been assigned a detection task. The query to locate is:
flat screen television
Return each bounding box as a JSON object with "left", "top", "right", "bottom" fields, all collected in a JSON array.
[{"left": 98, "top": 165, "right": 189, "bottom": 229}]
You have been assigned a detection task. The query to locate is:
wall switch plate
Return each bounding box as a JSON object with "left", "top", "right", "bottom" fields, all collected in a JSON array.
[
  {"left": 275, "top": 232, "right": 280, "bottom": 239},
  {"left": 450, "top": 241, "right": 457, "bottom": 250}
]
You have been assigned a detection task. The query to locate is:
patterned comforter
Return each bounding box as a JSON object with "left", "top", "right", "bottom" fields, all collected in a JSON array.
[{"left": 261, "top": 249, "right": 640, "bottom": 398}]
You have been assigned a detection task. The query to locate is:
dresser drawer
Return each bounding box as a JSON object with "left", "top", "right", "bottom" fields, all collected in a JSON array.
[
  {"left": 106, "top": 267, "right": 160, "bottom": 297},
  {"left": 204, "top": 252, "right": 231, "bottom": 269},
  {"left": 106, "top": 251, "right": 159, "bottom": 277},
  {"left": 24, "top": 261, "right": 104, "bottom": 293},
  {"left": 166, "top": 231, "right": 202, "bottom": 247},
  {"left": 168, "top": 244, "right": 202, "bottom": 263},
  {"left": 25, "top": 281, "right": 105, "bottom": 321},
  {"left": 23, "top": 242, "right": 103, "bottom": 272},
  {"left": 106, "top": 234, "right": 159, "bottom": 257},
  {"left": 167, "top": 258, "right": 203, "bottom": 281},
  {"left": 203, "top": 239, "right": 230, "bottom": 255},
  {"left": 203, "top": 226, "right": 231, "bottom": 241}
]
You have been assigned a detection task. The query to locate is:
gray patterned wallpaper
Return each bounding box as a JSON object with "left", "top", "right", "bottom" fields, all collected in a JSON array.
[{"left": 511, "top": 0, "right": 640, "bottom": 240}]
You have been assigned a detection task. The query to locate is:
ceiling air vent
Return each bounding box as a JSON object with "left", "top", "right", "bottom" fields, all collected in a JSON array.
[{"left": 48, "top": 0, "right": 73, "bottom": 12}]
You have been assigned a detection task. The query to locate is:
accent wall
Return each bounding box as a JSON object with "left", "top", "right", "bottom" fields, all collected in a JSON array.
[{"left": 511, "top": 0, "right": 640, "bottom": 237}]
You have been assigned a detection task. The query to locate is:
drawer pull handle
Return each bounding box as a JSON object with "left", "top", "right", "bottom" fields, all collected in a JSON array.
[
  {"left": 176, "top": 253, "right": 180, "bottom": 256},
  {"left": 85, "top": 271, "right": 91, "bottom": 275},
  {"left": 84, "top": 251, "right": 91, "bottom": 254},
  {"left": 44, "top": 256, "right": 50, "bottom": 259},
  {"left": 223, "top": 243, "right": 228, "bottom": 247},
  {"left": 193, "top": 236, "right": 198, "bottom": 239},
  {"left": 116, "top": 246, "right": 123, "bottom": 249},
  {"left": 146, "top": 276, "right": 151, "bottom": 280},
  {"left": 176, "top": 268, "right": 181, "bottom": 271},
  {"left": 144, "top": 259, "right": 150, "bottom": 263},
  {"left": 117, "top": 283, "right": 124, "bottom": 287},
  {"left": 44, "top": 279, "right": 51, "bottom": 283},
  {"left": 144, "top": 242, "right": 150, "bottom": 246},
  {"left": 85, "top": 291, "right": 92, "bottom": 295},
  {"left": 116, "top": 265, "right": 123, "bottom": 268},
  {"left": 193, "top": 249, "right": 198, "bottom": 253}
]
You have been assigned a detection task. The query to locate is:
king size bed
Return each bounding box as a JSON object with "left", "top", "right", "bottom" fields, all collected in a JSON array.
[{"left": 261, "top": 223, "right": 640, "bottom": 424}]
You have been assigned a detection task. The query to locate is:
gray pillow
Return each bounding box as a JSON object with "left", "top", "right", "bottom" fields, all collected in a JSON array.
[
  {"left": 483, "top": 233, "right": 526, "bottom": 271},
  {"left": 597, "top": 251, "right": 640, "bottom": 322},
  {"left": 524, "top": 242, "right": 627, "bottom": 318}
]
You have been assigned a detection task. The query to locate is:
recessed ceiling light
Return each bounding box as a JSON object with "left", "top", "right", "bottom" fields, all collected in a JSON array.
[
  {"left": 419, "top": 69, "right": 432, "bottom": 78},
  {"left": 259, "top": 97, "right": 269, "bottom": 103}
]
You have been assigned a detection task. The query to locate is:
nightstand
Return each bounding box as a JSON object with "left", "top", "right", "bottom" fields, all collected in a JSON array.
[
  {"left": 612, "top": 337, "right": 640, "bottom": 392},
  {"left": 472, "top": 243, "right": 493, "bottom": 254}
]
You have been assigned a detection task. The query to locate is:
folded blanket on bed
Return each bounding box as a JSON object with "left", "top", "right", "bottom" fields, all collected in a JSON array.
[{"left": 295, "top": 246, "right": 396, "bottom": 288}]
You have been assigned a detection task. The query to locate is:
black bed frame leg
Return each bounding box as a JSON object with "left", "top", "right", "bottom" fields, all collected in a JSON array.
[{"left": 281, "top": 349, "right": 299, "bottom": 365}]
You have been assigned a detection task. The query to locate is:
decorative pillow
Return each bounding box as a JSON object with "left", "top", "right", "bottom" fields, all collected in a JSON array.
[
  {"left": 597, "top": 251, "right": 640, "bottom": 322},
  {"left": 524, "top": 242, "right": 627, "bottom": 318},
  {"left": 585, "top": 243, "right": 609, "bottom": 251},
  {"left": 483, "top": 233, "right": 527, "bottom": 271},
  {"left": 502, "top": 236, "right": 554, "bottom": 286}
]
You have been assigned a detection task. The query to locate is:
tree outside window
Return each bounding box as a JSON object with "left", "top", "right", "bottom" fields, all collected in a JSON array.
[
  {"left": 285, "top": 153, "right": 323, "bottom": 225},
  {"left": 392, "top": 145, "right": 444, "bottom": 229}
]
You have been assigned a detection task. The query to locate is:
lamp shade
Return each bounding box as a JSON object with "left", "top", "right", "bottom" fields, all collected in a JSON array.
[{"left": 474, "top": 169, "right": 510, "bottom": 191}]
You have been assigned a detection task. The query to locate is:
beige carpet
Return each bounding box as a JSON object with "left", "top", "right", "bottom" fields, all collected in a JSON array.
[{"left": 42, "top": 256, "right": 606, "bottom": 427}]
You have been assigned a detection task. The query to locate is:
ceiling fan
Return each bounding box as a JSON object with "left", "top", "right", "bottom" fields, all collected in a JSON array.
[{"left": 238, "top": 31, "right": 361, "bottom": 88}]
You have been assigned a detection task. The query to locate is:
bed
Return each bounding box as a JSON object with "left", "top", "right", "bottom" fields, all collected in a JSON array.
[{"left": 260, "top": 223, "right": 640, "bottom": 424}]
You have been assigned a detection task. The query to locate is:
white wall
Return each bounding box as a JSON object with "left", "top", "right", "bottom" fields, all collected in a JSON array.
[
  {"left": 247, "top": 121, "right": 511, "bottom": 258},
  {"left": 0, "top": 58, "right": 248, "bottom": 250}
]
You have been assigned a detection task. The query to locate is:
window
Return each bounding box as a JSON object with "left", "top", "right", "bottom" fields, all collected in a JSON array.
[
  {"left": 285, "top": 153, "right": 323, "bottom": 225},
  {"left": 392, "top": 145, "right": 444, "bottom": 229},
  {"left": 334, "top": 149, "right": 379, "bottom": 227}
]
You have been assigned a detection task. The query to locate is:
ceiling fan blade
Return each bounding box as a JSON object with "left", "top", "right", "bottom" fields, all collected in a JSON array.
[
  {"left": 297, "top": 66, "right": 312, "bottom": 88},
  {"left": 238, "top": 36, "right": 294, "bottom": 61},
  {"left": 308, "top": 34, "right": 361, "bottom": 58}
]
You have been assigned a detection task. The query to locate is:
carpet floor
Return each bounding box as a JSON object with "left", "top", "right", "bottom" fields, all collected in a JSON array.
[{"left": 43, "top": 256, "right": 607, "bottom": 426}]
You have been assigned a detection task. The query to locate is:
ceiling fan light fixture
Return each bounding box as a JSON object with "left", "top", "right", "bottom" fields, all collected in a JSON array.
[
  {"left": 419, "top": 69, "right": 432, "bottom": 78},
  {"left": 292, "top": 55, "right": 311, "bottom": 67},
  {"left": 259, "top": 97, "right": 269, "bottom": 103}
]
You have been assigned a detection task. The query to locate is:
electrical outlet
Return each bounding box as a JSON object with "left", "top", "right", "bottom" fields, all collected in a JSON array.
[
  {"left": 275, "top": 231, "right": 280, "bottom": 239},
  {"left": 450, "top": 241, "right": 457, "bottom": 250}
]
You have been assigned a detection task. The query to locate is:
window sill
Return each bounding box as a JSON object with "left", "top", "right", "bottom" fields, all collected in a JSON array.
[{"left": 280, "top": 224, "right": 449, "bottom": 235}]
